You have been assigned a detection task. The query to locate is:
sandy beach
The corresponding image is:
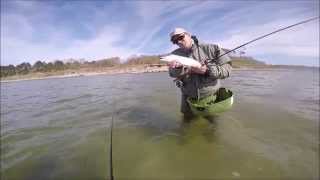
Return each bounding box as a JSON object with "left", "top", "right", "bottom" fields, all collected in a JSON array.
[{"left": 0, "top": 65, "right": 169, "bottom": 83}]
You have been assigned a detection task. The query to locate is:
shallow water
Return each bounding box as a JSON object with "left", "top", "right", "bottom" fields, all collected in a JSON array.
[{"left": 1, "top": 68, "right": 319, "bottom": 179}]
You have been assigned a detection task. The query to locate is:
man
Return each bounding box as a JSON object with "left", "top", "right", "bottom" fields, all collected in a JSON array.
[{"left": 168, "top": 27, "right": 232, "bottom": 119}]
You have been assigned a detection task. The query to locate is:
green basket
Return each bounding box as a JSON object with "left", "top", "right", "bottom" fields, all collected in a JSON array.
[{"left": 187, "top": 88, "right": 234, "bottom": 116}]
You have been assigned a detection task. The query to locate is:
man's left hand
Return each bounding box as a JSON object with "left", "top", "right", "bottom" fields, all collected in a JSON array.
[{"left": 190, "top": 65, "right": 208, "bottom": 75}]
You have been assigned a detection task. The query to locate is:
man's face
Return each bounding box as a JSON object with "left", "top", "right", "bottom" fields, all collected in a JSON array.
[{"left": 171, "top": 33, "right": 193, "bottom": 50}]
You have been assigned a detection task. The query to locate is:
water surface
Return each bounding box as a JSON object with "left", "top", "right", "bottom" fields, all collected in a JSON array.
[{"left": 1, "top": 68, "right": 319, "bottom": 179}]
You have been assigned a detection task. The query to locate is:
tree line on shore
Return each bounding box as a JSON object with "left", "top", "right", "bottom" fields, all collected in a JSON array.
[
  {"left": 0, "top": 55, "right": 164, "bottom": 78},
  {"left": 1, "top": 54, "right": 270, "bottom": 78}
]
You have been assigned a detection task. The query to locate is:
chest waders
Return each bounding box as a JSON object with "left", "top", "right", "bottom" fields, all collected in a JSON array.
[
  {"left": 187, "top": 88, "right": 234, "bottom": 116},
  {"left": 184, "top": 36, "right": 234, "bottom": 116}
]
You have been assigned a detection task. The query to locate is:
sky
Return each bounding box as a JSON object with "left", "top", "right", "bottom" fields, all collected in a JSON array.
[{"left": 1, "top": 0, "right": 319, "bottom": 66}]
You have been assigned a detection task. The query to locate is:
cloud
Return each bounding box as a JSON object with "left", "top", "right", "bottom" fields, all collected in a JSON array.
[
  {"left": 1, "top": 1, "right": 136, "bottom": 65},
  {"left": 2, "top": 20, "right": 135, "bottom": 64},
  {"left": 204, "top": 2, "right": 320, "bottom": 66},
  {"left": 63, "top": 25, "right": 135, "bottom": 60},
  {"left": 217, "top": 18, "right": 319, "bottom": 58},
  {"left": 1, "top": 1, "right": 319, "bottom": 66}
]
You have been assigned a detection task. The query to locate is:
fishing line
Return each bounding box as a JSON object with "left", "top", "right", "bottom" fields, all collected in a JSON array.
[{"left": 215, "top": 16, "right": 319, "bottom": 60}]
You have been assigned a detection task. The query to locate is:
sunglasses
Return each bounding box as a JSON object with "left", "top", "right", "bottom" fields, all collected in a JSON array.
[{"left": 171, "top": 34, "right": 185, "bottom": 44}]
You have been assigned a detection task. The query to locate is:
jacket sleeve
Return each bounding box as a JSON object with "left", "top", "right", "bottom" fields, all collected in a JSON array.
[
  {"left": 206, "top": 63, "right": 232, "bottom": 79},
  {"left": 205, "top": 44, "right": 232, "bottom": 79}
]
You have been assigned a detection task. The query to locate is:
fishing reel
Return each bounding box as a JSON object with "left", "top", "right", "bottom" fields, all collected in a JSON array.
[{"left": 174, "top": 79, "right": 184, "bottom": 88}]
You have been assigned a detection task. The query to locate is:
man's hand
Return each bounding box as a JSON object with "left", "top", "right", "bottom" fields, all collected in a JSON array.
[
  {"left": 190, "top": 65, "right": 208, "bottom": 75},
  {"left": 168, "top": 61, "right": 183, "bottom": 68}
]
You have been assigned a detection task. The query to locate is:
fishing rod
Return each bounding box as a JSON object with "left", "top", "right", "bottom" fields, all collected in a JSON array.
[
  {"left": 215, "top": 16, "right": 319, "bottom": 60},
  {"left": 108, "top": 92, "right": 117, "bottom": 180},
  {"left": 109, "top": 110, "right": 114, "bottom": 180}
]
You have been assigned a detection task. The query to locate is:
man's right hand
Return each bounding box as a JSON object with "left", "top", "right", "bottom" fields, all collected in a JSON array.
[{"left": 168, "top": 61, "right": 183, "bottom": 68}]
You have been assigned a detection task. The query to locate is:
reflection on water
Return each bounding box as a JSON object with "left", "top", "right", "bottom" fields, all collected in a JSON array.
[{"left": 1, "top": 68, "right": 319, "bottom": 179}]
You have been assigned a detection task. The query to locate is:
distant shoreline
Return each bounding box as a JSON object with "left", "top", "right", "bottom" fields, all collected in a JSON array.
[
  {"left": 0, "top": 65, "right": 168, "bottom": 83},
  {"left": 0, "top": 65, "right": 318, "bottom": 83},
  {"left": 2, "top": 55, "right": 318, "bottom": 83}
]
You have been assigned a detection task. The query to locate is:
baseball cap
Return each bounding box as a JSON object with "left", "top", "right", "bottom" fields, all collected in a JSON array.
[{"left": 170, "top": 27, "right": 187, "bottom": 39}]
